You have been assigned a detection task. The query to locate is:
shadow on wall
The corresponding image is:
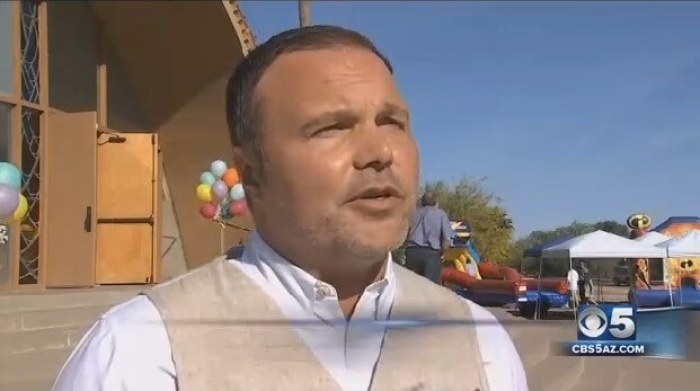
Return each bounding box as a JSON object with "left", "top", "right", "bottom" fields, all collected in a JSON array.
[{"left": 160, "top": 172, "right": 188, "bottom": 280}]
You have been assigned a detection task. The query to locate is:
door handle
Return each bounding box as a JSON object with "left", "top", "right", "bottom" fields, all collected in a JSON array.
[{"left": 84, "top": 206, "right": 92, "bottom": 232}]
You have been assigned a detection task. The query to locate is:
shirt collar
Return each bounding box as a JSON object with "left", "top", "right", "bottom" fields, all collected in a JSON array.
[{"left": 238, "top": 230, "right": 395, "bottom": 320}]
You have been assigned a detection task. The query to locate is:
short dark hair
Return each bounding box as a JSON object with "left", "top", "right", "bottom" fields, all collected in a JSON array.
[
  {"left": 225, "top": 25, "right": 393, "bottom": 159},
  {"left": 421, "top": 192, "right": 438, "bottom": 207}
]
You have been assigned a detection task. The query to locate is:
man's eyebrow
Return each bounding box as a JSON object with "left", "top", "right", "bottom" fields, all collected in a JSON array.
[
  {"left": 379, "top": 103, "right": 410, "bottom": 121},
  {"left": 300, "top": 103, "right": 410, "bottom": 133},
  {"left": 300, "top": 109, "right": 359, "bottom": 133}
]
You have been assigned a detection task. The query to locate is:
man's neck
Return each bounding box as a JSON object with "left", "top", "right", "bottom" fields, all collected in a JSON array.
[
  {"left": 254, "top": 229, "right": 388, "bottom": 317},
  {"left": 320, "top": 259, "right": 386, "bottom": 296},
  {"left": 324, "top": 260, "right": 386, "bottom": 319}
]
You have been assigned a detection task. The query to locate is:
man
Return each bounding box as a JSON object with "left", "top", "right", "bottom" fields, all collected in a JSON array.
[
  {"left": 405, "top": 192, "right": 453, "bottom": 284},
  {"left": 577, "top": 260, "right": 590, "bottom": 304},
  {"left": 634, "top": 258, "right": 652, "bottom": 289},
  {"left": 53, "top": 26, "right": 527, "bottom": 391},
  {"left": 567, "top": 266, "right": 579, "bottom": 308}
]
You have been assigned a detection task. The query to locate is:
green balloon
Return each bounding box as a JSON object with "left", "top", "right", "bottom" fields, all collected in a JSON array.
[{"left": 0, "top": 162, "right": 22, "bottom": 190}]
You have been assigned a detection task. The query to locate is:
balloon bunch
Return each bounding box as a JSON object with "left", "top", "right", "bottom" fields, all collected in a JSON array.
[
  {"left": 196, "top": 160, "right": 247, "bottom": 221},
  {"left": 0, "top": 162, "right": 28, "bottom": 223}
]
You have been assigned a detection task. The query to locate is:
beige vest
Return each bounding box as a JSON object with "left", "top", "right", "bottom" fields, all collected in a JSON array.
[{"left": 145, "top": 258, "right": 489, "bottom": 391}]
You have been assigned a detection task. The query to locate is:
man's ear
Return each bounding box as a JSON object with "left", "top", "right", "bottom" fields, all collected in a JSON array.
[{"left": 232, "top": 146, "right": 263, "bottom": 201}]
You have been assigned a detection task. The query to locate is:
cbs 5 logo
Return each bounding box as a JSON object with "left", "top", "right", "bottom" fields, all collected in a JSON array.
[{"left": 578, "top": 306, "right": 636, "bottom": 340}]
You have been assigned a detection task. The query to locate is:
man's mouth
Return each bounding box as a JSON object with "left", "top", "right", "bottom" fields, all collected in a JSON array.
[
  {"left": 349, "top": 185, "right": 403, "bottom": 202},
  {"left": 344, "top": 185, "right": 404, "bottom": 216}
]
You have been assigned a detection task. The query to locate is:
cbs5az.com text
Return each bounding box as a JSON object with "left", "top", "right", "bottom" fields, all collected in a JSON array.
[{"left": 564, "top": 342, "right": 651, "bottom": 357}]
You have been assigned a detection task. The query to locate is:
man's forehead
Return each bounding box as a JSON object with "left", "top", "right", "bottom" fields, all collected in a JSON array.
[
  {"left": 254, "top": 47, "right": 405, "bottom": 113},
  {"left": 261, "top": 46, "right": 389, "bottom": 77}
]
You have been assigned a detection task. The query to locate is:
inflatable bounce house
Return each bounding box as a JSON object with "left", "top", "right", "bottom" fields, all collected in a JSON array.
[
  {"left": 654, "top": 216, "right": 700, "bottom": 238},
  {"left": 631, "top": 215, "right": 700, "bottom": 307},
  {"left": 655, "top": 217, "right": 700, "bottom": 291},
  {"left": 441, "top": 221, "right": 569, "bottom": 316},
  {"left": 442, "top": 221, "right": 483, "bottom": 278}
]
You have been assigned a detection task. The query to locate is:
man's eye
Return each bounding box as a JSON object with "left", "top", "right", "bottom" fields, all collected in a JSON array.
[
  {"left": 312, "top": 124, "right": 345, "bottom": 137},
  {"left": 320, "top": 124, "right": 341, "bottom": 131}
]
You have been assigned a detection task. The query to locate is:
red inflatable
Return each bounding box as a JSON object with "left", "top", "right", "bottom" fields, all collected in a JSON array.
[
  {"left": 442, "top": 268, "right": 524, "bottom": 292},
  {"left": 442, "top": 261, "right": 568, "bottom": 295},
  {"left": 521, "top": 277, "right": 568, "bottom": 295}
]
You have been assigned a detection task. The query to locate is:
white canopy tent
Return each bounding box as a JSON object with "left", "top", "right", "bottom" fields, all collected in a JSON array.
[
  {"left": 634, "top": 231, "right": 671, "bottom": 246},
  {"left": 541, "top": 230, "right": 667, "bottom": 259},
  {"left": 534, "top": 231, "right": 667, "bottom": 320},
  {"left": 656, "top": 230, "right": 700, "bottom": 257},
  {"left": 654, "top": 230, "right": 700, "bottom": 307}
]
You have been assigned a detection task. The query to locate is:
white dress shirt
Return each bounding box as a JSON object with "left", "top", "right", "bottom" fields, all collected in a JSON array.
[
  {"left": 52, "top": 232, "right": 528, "bottom": 391},
  {"left": 567, "top": 268, "right": 580, "bottom": 292}
]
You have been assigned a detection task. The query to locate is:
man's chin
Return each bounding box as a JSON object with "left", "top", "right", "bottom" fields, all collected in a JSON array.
[{"left": 338, "top": 238, "right": 398, "bottom": 261}]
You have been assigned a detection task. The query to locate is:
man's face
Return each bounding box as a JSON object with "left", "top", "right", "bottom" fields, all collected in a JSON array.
[{"left": 245, "top": 47, "right": 419, "bottom": 272}]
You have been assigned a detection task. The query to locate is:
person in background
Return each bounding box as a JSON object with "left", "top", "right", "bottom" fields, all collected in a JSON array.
[
  {"left": 567, "top": 266, "right": 579, "bottom": 308},
  {"left": 634, "top": 258, "right": 652, "bottom": 289},
  {"left": 404, "top": 192, "right": 453, "bottom": 284},
  {"left": 577, "top": 260, "right": 590, "bottom": 304}
]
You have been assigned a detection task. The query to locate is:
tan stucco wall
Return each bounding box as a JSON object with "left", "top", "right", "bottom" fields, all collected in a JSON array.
[
  {"left": 47, "top": 2, "right": 149, "bottom": 131},
  {"left": 47, "top": 2, "right": 99, "bottom": 113},
  {"left": 157, "top": 75, "right": 253, "bottom": 268},
  {"left": 160, "top": 173, "right": 188, "bottom": 280}
]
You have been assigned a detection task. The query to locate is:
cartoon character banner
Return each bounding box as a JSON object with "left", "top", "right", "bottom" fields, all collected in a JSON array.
[
  {"left": 664, "top": 257, "right": 700, "bottom": 289},
  {"left": 627, "top": 213, "right": 653, "bottom": 289},
  {"left": 659, "top": 230, "right": 700, "bottom": 290}
]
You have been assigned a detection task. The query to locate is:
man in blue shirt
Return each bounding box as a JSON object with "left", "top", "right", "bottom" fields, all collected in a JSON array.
[{"left": 405, "top": 192, "right": 453, "bottom": 284}]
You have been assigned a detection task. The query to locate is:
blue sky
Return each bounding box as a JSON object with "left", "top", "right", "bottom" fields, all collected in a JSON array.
[{"left": 239, "top": 1, "right": 700, "bottom": 237}]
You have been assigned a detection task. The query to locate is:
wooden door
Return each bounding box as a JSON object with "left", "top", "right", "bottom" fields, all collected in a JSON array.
[
  {"left": 45, "top": 111, "right": 97, "bottom": 287},
  {"left": 95, "top": 132, "right": 159, "bottom": 284}
]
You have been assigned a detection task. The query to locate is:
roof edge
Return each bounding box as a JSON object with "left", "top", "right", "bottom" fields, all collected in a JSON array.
[{"left": 222, "top": 0, "right": 257, "bottom": 56}]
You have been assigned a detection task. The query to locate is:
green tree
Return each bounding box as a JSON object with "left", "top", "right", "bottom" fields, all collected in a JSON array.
[
  {"left": 512, "top": 220, "right": 630, "bottom": 277},
  {"left": 593, "top": 220, "right": 630, "bottom": 237},
  {"left": 424, "top": 177, "right": 514, "bottom": 263}
]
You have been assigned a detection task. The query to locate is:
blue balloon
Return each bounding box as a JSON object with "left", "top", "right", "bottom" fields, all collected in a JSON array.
[
  {"left": 200, "top": 172, "right": 216, "bottom": 186},
  {"left": 210, "top": 160, "right": 228, "bottom": 178},
  {"left": 229, "top": 183, "right": 245, "bottom": 201},
  {"left": 0, "top": 162, "right": 22, "bottom": 190}
]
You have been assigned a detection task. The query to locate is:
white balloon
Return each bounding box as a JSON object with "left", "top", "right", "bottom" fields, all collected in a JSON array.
[
  {"left": 229, "top": 183, "right": 245, "bottom": 201},
  {"left": 210, "top": 160, "right": 228, "bottom": 178}
]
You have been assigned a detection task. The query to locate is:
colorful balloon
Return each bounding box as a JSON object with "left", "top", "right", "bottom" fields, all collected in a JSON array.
[
  {"left": 212, "top": 180, "right": 229, "bottom": 200},
  {"left": 210, "top": 160, "right": 227, "bottom": 178},
  {"left": 9, "top": 194, "right": 28, "bottom": 223},
  {"left": 229, "top": 199, "right": 248, "bottom": 216},
  {"left": 0, "top": 184, "right": 19, "bottom": 218},
  {"left": 0, "top": 162, "right": 22, "bottom": 190},
  {"left": 222, "top": 168, "right": 240, "bottom": 187},
  {"left": 195, "top": 183, "right": 213, "bottom": 203},
  {"left": 200, "top": 172, "right": 216, "bottom": 186},
  {"left": 199, "top": 202, "right": 218, "bottom": 220},
  {"left": 229, "top": 183, "right": 245, "bottom": 201}
]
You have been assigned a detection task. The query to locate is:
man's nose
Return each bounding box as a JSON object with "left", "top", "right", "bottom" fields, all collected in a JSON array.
[{"left": 351, "top": 125, "right": 393, "bottom": 171}]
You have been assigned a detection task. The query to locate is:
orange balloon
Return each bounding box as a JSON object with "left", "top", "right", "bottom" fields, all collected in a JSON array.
[{"left": 222, "top": 168, "right": 240, "bottom": 187}]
